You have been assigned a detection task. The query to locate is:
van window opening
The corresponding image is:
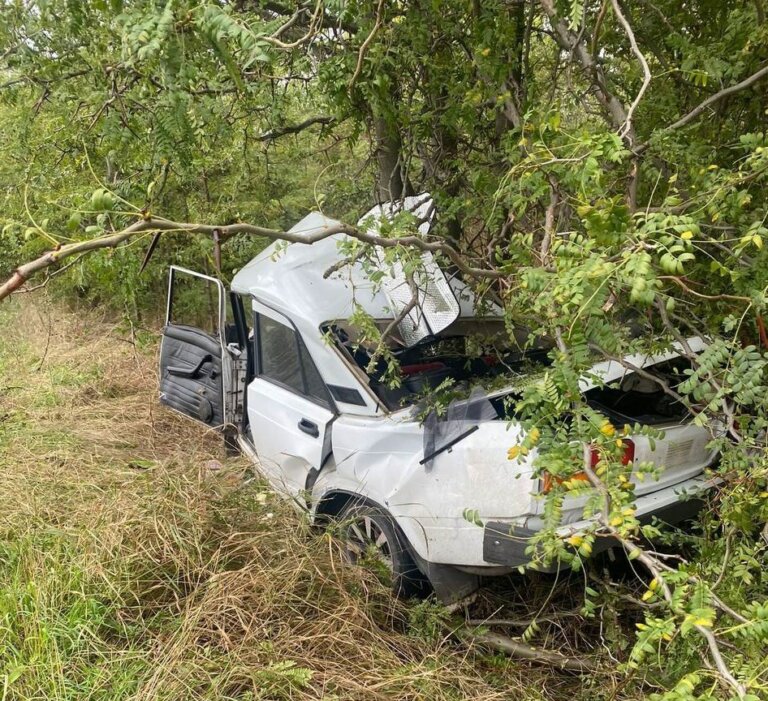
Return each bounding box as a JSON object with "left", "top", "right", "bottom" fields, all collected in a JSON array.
[{"left": 324, "top": 318, "right": 554, "bottom": 411}]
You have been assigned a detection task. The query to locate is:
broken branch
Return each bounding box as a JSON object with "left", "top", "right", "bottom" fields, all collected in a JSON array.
[
  {"left": 463, "top": 626, "right": 597, "bottom": 673},
  {"left": 0, "top": 212, "right": 504, "bottom": 301}
]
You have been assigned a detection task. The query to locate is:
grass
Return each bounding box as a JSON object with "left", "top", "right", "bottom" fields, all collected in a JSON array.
[{"left": 0, "top": 298, "right": 562, "bottom": 701}]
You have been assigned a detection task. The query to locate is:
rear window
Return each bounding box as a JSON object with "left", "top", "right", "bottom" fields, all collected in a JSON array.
[{"left": 585, "top": 357, "right": 693, "bottom": 425}]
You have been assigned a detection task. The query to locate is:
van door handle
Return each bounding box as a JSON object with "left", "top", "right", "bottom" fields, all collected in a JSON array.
[{"left": 298, "top": 418, "right": 319, "bottom": 438}]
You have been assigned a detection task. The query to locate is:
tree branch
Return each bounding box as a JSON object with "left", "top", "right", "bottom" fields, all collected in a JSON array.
[
  {"left": 537, "top": 0, "right": 631, "bottom": 141},
  {"left": 255, "top": 0, "right": 358, "bottom": 34},
  {"left": 0, "top": 68, "right": 89, "bottom": 91},
  {"left": 348, "top": 0, "right": 385, "bottom": 89},
  {"left": 658, "top": 276, "right": 752, "bottom": 303},
  {"left": 587, "top": 342, "right": 689, "bottom": 406},
  {"left": 379, "top": 272, "right": 419, "bottom": 344},
  {"left": 255, "top": 115, "right": 337, "bottom": 141},
  {"left": 0, "top": 212, "right": 504, "bottom": 301},
  {"left": 580, "top": 462, "right": 748, "bottom": 698},
  {"left": 462, "top": 627, "right": 597, "bottom": 672},
  {"left": 15, "top": 253, "right": 87, "bottom": 294},
  {"left": 257, "top": 0, "right": 324, "bottom": 49},
  {"left": 610, "top": 0, "right": 651, "bottom": 141},
  {"left": 637, "top": 63, "right": 768, "bottom": 152}
]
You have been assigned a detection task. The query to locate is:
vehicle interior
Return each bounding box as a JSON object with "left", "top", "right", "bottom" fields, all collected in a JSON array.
[
  {"left": 585, "top": 356, "right": 693, "bottom": 425},
  {"left": 324, "top": 318, "right": 554, "bottom": 411},
  {"left": 325, "top": 316, "right": 695, "bottom": 425}
]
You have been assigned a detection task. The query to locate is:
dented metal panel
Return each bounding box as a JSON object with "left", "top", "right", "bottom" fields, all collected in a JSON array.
[{"left": 168, "top": 202, "right": 720, "bottom": 589}]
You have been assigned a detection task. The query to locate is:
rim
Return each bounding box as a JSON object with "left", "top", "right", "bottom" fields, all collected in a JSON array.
[{"left": 344, "top": 514, "right": 394, "bottom": 572}]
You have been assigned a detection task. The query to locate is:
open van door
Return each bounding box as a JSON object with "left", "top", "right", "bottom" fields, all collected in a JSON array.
[{"left": 159, "top": 266, "right": 233, "bottom": 429}]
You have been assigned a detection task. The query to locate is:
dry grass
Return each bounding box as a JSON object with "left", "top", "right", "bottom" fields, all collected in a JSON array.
[{"left": 0, "top": 297, "right": 581, "bottom": 701}]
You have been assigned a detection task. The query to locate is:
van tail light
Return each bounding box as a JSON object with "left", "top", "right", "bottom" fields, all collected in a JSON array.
[
  {"left": 621, "top": 439, "right": 635, "bottom": 465},
  {"left": 590, "top": 438, "right": 635, "bottom": 467},
  {"left": 541, "top": 440, "right": 635, "bottom": 493}
]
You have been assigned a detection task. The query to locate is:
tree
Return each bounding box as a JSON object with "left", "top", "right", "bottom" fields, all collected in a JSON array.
[{"left": 2, "top": 1, "right": 768, "bottom": 697}]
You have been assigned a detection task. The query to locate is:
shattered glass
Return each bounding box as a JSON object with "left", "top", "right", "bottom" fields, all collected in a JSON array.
[{"left": 357, "top": 194, "right": 460, "bottom": 346}]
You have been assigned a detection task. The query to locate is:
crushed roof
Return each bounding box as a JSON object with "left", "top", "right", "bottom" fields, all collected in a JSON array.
[{"left": 230, "top": 211, "right": 395, "bottom": 327}]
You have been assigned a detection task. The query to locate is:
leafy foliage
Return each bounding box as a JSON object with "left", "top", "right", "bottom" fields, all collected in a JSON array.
[{"left": 2, "top": 0, "right": 768, "bottom": 697}]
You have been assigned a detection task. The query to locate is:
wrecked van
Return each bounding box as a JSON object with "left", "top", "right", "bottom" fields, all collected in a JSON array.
[{"left": 158, "top": 197, "right": 717, "bottom": 601}]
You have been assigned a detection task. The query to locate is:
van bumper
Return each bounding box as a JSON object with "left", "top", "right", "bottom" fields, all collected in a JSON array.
[{"left": 483, "top": 476, "right": 713, "bottom": 567}]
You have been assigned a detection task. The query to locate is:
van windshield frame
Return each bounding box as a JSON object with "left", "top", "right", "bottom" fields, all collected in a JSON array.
[{"left": 324, "top": 317, "right": 554, "bottom": 412}]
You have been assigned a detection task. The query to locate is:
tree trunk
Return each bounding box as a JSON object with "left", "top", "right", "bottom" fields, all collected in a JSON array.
[{"left": 373, "top": 110, "right": 409, "bottom": 201}]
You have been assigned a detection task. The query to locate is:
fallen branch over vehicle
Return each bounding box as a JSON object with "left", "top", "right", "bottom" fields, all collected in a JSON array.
[{"left": 0, "top": 211, "right": 508, "bottom": 302}]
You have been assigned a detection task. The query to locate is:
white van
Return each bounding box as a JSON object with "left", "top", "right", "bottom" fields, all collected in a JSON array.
[{"left": 159, "top": 200, "right": 717, "bottom": 601}]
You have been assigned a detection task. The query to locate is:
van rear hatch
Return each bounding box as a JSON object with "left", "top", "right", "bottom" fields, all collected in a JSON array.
[{"left": 622, "top": 423, "right": 717, "bottom": 495}]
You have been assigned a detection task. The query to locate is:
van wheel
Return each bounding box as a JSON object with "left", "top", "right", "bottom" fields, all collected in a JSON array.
[{"left": 338, "top": 503, "right": 430, "bottom": 598}]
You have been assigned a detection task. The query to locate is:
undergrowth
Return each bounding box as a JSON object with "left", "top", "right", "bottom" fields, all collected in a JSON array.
[{"left": 0, "top": 297, "right": 559, "bottom": 700}]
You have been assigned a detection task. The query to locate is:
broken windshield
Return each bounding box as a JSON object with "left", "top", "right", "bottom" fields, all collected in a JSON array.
[{"left": 325, "top": 318, "right": 554, "bottom": 411}]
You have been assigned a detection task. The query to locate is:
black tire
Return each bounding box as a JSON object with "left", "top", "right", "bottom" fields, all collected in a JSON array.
[{"left": 338, "top": 502, "right": 430, "bottom": 598}]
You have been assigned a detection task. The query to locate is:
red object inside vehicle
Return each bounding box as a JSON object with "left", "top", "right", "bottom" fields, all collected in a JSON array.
[{"left": 400, "top": 361, "right": 446, "bottom": 376}]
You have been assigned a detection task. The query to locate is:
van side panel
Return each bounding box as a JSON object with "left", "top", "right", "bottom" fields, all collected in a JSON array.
[{"left": 316, "top": 416, "right": 538, "bottom": 567}]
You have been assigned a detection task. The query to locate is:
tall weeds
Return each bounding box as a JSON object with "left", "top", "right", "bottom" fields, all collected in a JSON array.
[{"left": 0, "top": 299, "right": 545, "bottom": 700}]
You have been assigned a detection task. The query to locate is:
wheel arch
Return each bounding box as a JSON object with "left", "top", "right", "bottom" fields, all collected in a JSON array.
[
  {"left": 311, "top": 489, "right": 428, "bottom": 562},
  {"left": 313, "top": 489, "right": 376, "bottom": 523},
  {"left": 312, "top": 488, "right": 482, "bottom": 604}
]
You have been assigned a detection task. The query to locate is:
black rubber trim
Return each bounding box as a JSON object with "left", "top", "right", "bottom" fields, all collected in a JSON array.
[
  {"left": 483, "top": 523, "right": 539, "bottom": 567},
  {"left": 327, "top": 384, "right": 366, "bottom": 406}
]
